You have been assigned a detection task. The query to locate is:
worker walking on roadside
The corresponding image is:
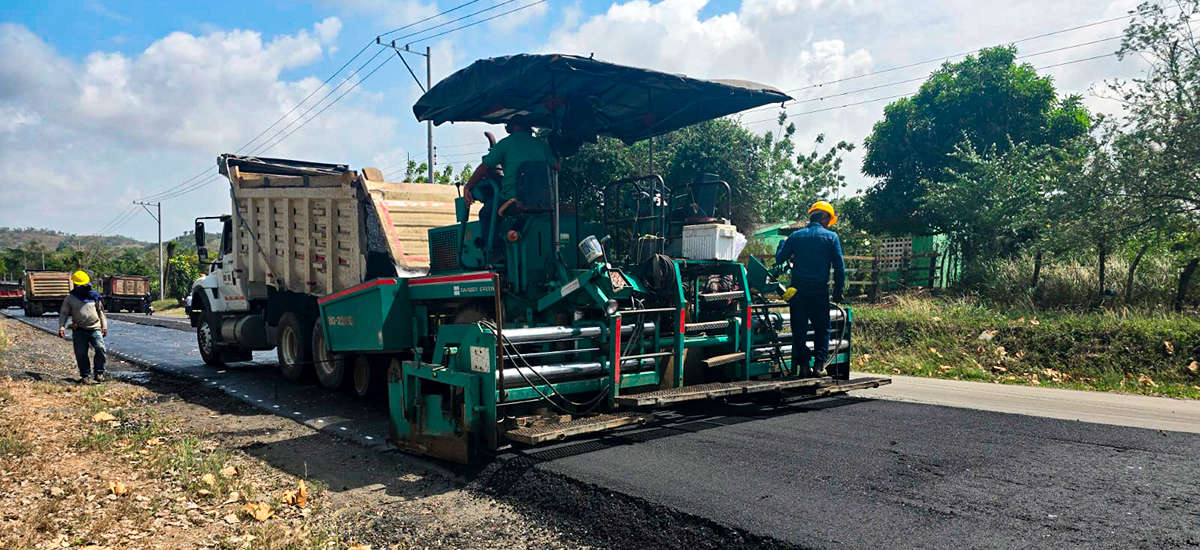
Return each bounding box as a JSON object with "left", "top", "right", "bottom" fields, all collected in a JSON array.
[
  {"left": 57, "top": 270, "right": 108, "bottom": 384},
  {"left": 775, "top": 201, "right": 845, "bottom": 378},
  {"left": 463, "top": 117, "right": 559, "bottom": 263}
]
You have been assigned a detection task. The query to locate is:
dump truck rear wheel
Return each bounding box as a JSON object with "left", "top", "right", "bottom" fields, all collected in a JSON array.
[
  {"left": 353, "top": 356, "right": 379, "bottom": 397},
  {"left": 312, "top": 320, "right": 345, "bottom": 389},
  {"left": 277, "top": 311, "right": 313, "bottom": 381},
  {"left": 197, "top": 317, "right": 224, "bottom": 367}
]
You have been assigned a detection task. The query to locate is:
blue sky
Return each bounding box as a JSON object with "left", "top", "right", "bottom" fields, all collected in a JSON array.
[{"left": 1, "top": 0, "right": 1147, "bottom": 242}]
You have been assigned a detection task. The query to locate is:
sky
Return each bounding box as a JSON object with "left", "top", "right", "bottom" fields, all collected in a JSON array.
[{"left": 0, "top": 0, "right": 1149, "bottom": 243}]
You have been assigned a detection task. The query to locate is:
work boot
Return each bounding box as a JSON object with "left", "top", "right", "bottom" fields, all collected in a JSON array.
[
  {"left": 82, "top": 376, "right": 97, "bottom": 385},
  {"left": 93, "top": 373, "right": 107, "bottom": 383}
]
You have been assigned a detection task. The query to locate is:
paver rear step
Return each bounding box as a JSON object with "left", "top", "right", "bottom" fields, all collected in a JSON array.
[
  {"left": 699, "top": 291, "right": 744, "bottom": 302},
  {"left": 615, "top": 377, "right": 831, "bottom": 407},
  {"left": 505, "top": 412, "right": 652, "bottom": 444}
]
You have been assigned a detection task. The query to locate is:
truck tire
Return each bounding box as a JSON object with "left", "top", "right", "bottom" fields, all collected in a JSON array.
[
  {"left": 311, "top": 319, "right": 346, "bottom": 389},
  {"left": 277, "top": 311, "right": 313, "bottom": 382},
  {"left": 353, "top": 356, "right": 377, "bottom": 397},
  {"left": 197, "top": 316, "right": 225, "bottom": 367}
]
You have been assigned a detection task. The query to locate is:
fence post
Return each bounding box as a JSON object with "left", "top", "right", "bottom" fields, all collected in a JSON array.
[
  {"left": 928, "top": 252, "right": 937, "bottom": 288},
  {"left": 869, "top": 246, "right": 880, "bottom": 302},
  {"left": 900, "top": 248, "right": 910, "bottom": 289}
]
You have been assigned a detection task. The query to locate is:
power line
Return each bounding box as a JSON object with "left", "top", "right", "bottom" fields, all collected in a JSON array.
[
  {"left": 378, "top": 0, "right": 486, "bottom": 38},
  {"left": 232, "top": 41, "right": 376, "bottom": 156},
  {"left": 409, "top": 0, "right": 549, "bottom": 44},
  {"left": 741, "top": 52, "right": 1121, "bottom": 127},
  {"left": 742, "top": 35, "right": 1123, "bottom": 116},
  {"left": 778, "top": 12, "right": 1134, "bottom": 97},
  {"left": 390, "top": 0, "right": 520, "bottom": 44},
  {"left": 255, "top": 54, "right": 397, "bottom": 156},
  {"left": 247, "top": 47, "right": 389, "bottom": 157}
]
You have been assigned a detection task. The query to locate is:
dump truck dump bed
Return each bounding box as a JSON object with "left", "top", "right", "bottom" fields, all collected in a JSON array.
[{"left": 219, "top": 155, "right": 475, "bottom": 297}]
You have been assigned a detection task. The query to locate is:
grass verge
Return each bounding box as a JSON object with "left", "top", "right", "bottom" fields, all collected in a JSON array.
[{"left": 853, "top": 295, "right": 1200, "bottom": 398}]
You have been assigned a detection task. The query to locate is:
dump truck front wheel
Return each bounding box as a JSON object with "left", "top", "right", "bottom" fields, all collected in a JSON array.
[
  {"left": 311, "top": 319, "right": 346, "bottom": 389},
  {"left": 277, "top": 311, "right": 313, "bottom": 381},
  {"left": 197, "top": 317, "right": 224, "bottom": 367}
]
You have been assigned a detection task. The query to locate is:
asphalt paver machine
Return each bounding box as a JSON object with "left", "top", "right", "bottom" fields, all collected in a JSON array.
[{"left": 318, "top": 54, "right": 890, "bottom": 462}]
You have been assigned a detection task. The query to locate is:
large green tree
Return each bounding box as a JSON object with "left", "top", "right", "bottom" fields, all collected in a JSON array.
[
  {"left": 1109, "top": 0, "right": 1200, "bottom": 310},
  {"left": 860, "top": 46, "right": 1092, "bottom": 235}
]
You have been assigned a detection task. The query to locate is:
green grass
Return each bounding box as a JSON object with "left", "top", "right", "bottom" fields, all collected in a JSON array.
[
  {"left": 854, "top": 295, "right": 1200, "bottom": 399},
  {"left": 151, "top": 299, "right": 187, "bottom": 317}
]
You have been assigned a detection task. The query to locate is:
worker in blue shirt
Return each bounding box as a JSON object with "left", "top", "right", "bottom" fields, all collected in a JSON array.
[{"left": 775, "top": 201, "right": 846, "bottom": 377}]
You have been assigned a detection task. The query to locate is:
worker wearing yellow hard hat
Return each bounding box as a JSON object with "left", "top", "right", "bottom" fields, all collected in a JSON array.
[
  {"left": 774, "top": 201, "right": 846, "bottom": 378},
  {"left": 59, "top": 270, "right": 109, "bottom": 384},
  {"left": 807, "top": 200, "right": 837, "bottom": 226}
]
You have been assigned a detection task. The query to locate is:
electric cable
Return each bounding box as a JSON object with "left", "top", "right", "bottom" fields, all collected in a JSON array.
[
  {"left": 388, "top": 0, "right": 521, "bottom": 44},
  {"left": 408, "top": 0, "right": 550, "bottom": 45}
]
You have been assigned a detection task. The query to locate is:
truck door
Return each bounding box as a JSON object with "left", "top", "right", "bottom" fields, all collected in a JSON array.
[{"left": 214, "top": 218, "right": 250, "bottom": 311}]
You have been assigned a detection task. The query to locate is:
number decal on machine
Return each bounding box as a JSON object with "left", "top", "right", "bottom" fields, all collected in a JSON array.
[{"left": 470, "top": 346, "right": 490, "bottom": 373}]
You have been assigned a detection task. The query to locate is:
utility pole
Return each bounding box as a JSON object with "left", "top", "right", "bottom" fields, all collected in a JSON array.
[
  {"left": 134, "top": 201, "right": 164, "bottom": 301},
  {"left": 377, "top": 38, "right": 433, "bottom": 183},
  {"left": 426, "top": 45, "right": 434, "bottom": 185}
]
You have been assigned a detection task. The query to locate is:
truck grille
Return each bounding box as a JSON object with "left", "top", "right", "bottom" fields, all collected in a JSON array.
[
  {"left": 429, "top": 227, "right": 459, "bottom": 272},
  {"left": 29, "top": 276, "right": 71, "bottom": 297}
]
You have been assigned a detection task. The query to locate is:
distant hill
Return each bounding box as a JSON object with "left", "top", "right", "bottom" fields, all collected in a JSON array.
[{"left": 0, "top": 227, "right": 152, "bottom": 251}]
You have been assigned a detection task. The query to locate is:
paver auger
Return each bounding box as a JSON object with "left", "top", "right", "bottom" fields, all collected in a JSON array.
[{"left": 316, "top": 54, "right": 890, "bottom": 462}]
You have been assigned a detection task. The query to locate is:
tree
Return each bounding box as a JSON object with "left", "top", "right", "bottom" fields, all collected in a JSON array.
[
  {"left": 1108, "top": 0, "right": 1200, "bottom": 311},
  {"left": 760, "top": 115, "right": 856, "bottom": 223},
  {"left": 861, "top": 46, "right": 1092, "bottom": 235}
]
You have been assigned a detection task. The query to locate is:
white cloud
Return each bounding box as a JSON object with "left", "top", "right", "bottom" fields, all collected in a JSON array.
[
  {"left": 544, "top": 0, "right": 1148, "bottom": 196},
  {"left": 487, "top": 1, "right": 551, "bottom": 34},
  {"left": 0, "top": 18, "right": 406, "bottom": 240}
]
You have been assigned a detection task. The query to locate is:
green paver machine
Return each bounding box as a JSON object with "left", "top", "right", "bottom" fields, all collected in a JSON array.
[{"left": 317, "top": 54, "right": 890, "bottom": 463}]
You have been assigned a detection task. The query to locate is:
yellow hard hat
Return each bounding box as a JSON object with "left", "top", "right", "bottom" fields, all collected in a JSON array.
[
  {"left": 71, "top": 270, "right": 90, "bottom": 286},
  {"left": 808, "top": 201, "right": 838, "bottom": 226}
]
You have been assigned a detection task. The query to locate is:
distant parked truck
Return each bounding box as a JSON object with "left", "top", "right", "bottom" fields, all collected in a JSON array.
[
  {"left": 0, "top": 281, "right": 23, "bottom": 309},
  {"left": 102, "top": 275, "right": 153, "bottom": 314},
  {"left": 22, "top": 270, "right": 72, "bottom": 316}
]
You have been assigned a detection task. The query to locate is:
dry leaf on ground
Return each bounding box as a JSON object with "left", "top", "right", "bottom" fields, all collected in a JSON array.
[
  {"left": 200, "top": 473, "right": 216, "bottom": 487},
  {"left": 1138, "top": 374, "right": 1159, "bottom": 388},
  {"left": 145, "top": 437, "right": 163, "bottom": 446},
  {"left": 91, "top": 411, "right": 116, "bottom": 422},
  {"left": 223, "top": 513, "right": 240, "bottom": 524},
  {"left": 108, "top": 481, "right": 128, "bottom": 496},
  {"left": 938, "top": 365, "right": 952, "bottom": 372},
  {"left": 348, "top": 545, "right": 372, "bottom": 550},
  {"left": 1187, "top": 361, "right": 1198, "bottom": 373},
  {"left": 244, "top": 502, "right": 273, "bottom": 521},
  {"left": 219, "top": 465, "right": 238, "bottom": 477},
  {"left": 1029, "top": 318, "right": 1040, "bottom": 326},
  {"left": 281, "top": 479, "right": 308, "bottom": 508}
]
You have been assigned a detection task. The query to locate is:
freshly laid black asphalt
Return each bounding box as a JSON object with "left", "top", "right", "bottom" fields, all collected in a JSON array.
[{"left": 7, "top": 308, "right": 1199, "bottom": 549}]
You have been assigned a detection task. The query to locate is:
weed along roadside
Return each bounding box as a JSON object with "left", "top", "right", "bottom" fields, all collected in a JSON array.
[{"left": 854, "top": 295, "right": 1200, "bottom": 398}]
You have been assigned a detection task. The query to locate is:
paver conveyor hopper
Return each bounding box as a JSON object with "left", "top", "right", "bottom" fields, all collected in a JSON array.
[{"left": 316, "top": 54, "right": 890, "bottom": 462}]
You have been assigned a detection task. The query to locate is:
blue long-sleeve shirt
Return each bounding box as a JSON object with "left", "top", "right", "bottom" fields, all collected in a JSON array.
[{"left": 775, "top": 222, "right": 845, "bottom": 296}]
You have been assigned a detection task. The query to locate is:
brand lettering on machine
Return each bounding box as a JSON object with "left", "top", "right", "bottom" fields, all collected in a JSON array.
[
  {"left": 327, "top": 316, "right": 355, "bottom": 326},
  {"left": 452, "top": 284, "right": 495, "bottom": 296}
]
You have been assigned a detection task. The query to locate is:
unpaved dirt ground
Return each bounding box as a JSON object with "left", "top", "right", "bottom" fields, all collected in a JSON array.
[
  {"left": 0, "top": 319, "right": 584, "bottom": 549},
  {"left": 0, "top": 318, "right": 799, "bottom": 550}
]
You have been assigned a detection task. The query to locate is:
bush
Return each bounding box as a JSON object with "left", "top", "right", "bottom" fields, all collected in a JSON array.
[
  {"left": 968, "top": 252, "right": 1191, "bottom": 310},
  {"left": 854, "top": 295, "right": 1200, "bottom": 397}
]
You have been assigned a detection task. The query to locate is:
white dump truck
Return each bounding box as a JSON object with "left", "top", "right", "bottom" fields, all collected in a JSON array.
[{"left": 188, "top": 154, "right": 474, "bottom": 394}]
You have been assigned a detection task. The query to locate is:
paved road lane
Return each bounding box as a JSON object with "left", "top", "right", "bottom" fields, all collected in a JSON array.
[{"left": 856, "top": 371, "right": 1200, "bottom": 434}]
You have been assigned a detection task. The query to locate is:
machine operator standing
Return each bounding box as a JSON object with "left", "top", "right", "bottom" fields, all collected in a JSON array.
[
  {"left": 462, "top": 118, "right": 559, "bottom": 262},
  {"left": 776, "top": 201, "right": 845, "bottom": 378}
]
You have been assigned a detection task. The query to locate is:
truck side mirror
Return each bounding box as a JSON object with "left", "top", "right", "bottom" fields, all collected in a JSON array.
[
  {"left": 194, "top": 221, "right": 205, "bottom": 250},
  {"left": 197, "top": 247, "right": 208, "bottom": 262}
]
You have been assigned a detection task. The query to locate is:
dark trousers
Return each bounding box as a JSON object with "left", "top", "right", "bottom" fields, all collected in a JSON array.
[
  {"left": 72, "top": 328, "right": 107, "bottom": 377},
  {"left": 789, "top": 293, "right": 830, "bottom": 377}
]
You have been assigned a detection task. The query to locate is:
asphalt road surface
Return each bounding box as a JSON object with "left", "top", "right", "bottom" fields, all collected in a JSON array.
[{"left": 6, "top": 308, "right": 1198, "bottom": 549}]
